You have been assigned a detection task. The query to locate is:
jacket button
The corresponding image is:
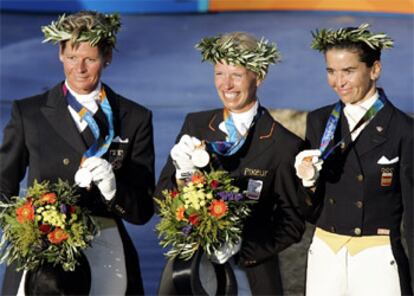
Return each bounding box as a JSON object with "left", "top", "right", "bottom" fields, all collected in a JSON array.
[
  {"left": 330, "top": 226, "right": 336, "bottom": 233},
  {"left": 355, "top": 201, "right": 363, "bottom": 208},
  {"left": 328, "top": 198, "right": 336, "bottom": 205},
  {"left": 354, "top": 227, "right": 362, "bottom": 235},
  {"left": 63, "top": 158, "right": 70, "bottom": 165},
  {"left": 356, "top": 174, "right": 364, "bottom": 182}
]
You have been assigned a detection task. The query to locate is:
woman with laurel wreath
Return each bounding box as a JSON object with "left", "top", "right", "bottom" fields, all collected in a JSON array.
[
  {"left": 155, "top": 32, "right": 305, "bottom": 295},
  {"left": 295, "top": 24, "right": 413, "bottom": 295},
  {"left": 0, "top": 11, "right": 155, "bottom": 295}
]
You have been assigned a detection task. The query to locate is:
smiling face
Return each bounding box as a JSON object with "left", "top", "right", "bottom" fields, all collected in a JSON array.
[
  {"left": 214, "top": 61, "right": 262, "bottom": 113},
  {"left": 325, "top": 48, "right": 381, "bottom": 105},
  {"left": 59, "top": 41, "right": 111, "bottom": 94}
]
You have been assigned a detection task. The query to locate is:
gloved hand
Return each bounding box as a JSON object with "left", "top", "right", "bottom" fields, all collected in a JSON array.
[
  {"left": 294, "top": 149, "right": 323, "bottom": 187},
  {"left": 170, "top": 134, "right": 202, "bottom": 179},
  {"left": 209, "top": 240, "right": 241, "bottom": 264},
  {"left": 81, "top": 157, "right": 116, "bottom": 200}
]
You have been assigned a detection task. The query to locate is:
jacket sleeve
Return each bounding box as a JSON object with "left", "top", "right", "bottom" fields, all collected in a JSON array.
[
  {"left": 154, "top": 114, "right": 192, "bottom": 203},
  {"left": 400, "top": 119, "right": 413, "bottom": 286},
  {"left": 108, "top": 109, "right": 155, "bottom": 225},
  {"left": 0, "top": 101, "right": 28, "bottom": 199}
]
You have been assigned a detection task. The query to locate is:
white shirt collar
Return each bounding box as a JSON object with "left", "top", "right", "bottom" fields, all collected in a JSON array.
[
  {"left": 344, "top": 91, "right": 379, "bottom": 140},
  {"left": 65, "top": 81, "right": 101, "bottom": 111},
  {"left": 219, "top": 100, "right": 259, "bottom": 136}
]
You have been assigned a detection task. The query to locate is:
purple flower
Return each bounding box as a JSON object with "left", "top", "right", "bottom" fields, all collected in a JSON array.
[
  {"left": 181, "top": 225, "right": 192, "bottom": 236},
  {"left": 217, "top": 191, "right": 244, "bottom": 201},
  {"left": 60, "top": 204, "right": 67, "bottom": 213}
]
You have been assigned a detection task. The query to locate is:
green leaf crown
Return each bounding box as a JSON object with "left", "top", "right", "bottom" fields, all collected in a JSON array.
[
  {"left": 311, "top": 23, "right": 393, "bottom": 52},
  {"left": 41, "top": 12, "right": 121, "bottom": 48},
  {"left": 195, "top": 34, "right": 281, "bottom": 79}
]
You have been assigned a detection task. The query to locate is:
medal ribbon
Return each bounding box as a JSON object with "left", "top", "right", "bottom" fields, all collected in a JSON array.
[
  {"left": 320, "top": 91, "right": 385, "bottom": 160},
  {"left": 63, "top": 84, "right": 114, "bottom": 162},
  {"left": 207, "top": 106, "right": 263, "bottom": 156}
]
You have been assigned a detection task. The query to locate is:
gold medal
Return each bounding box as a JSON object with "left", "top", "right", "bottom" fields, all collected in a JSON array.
[{"left": 191, "top": 148, "right": 210, "bottom": 168}]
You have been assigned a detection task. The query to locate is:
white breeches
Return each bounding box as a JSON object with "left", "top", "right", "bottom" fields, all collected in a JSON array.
[{"left": 306, "top": 235, "right": 401, "bottom": 296}]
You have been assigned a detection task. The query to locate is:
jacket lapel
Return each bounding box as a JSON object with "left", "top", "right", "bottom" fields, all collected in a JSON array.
[
  {"left": 238, "top": 108, "right": 277, "bottom": 165},
  {"left": 40, "top": 83, "right": 87, "bottom": 154},
  {"left": 353, "top": 99, "right": 392, "bottom": 157},
  {"left": 204, "top": 109, "right": 227, "bottom": 141}
]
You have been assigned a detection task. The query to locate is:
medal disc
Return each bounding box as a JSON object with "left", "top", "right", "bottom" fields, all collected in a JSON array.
[
  {"left": 191, "top": 149, "right": 210, "bottom": 168},
  {"left": 75, "top": 168, "right": 93, "bottom": 188},
  {"left": 297, "top": 161, "right": 316, "bottom": 180}
]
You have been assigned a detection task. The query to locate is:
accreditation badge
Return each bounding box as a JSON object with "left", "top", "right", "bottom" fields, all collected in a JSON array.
[
  {"left": 246, "top": 179, "right": 263, "bottom": 200},
  {"left": 380, "top": 168, "right": 393, "bottom": 187}
]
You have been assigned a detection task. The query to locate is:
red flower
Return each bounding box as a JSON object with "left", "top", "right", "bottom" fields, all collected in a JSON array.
[
  {"left": 16, "top": 202, "right": 35, "bottom": 224},
  {"left": 210, "top": 180, "right": 219, "bottom": 189},
  {"left": 39, "top": 192, "right": 57, "bottom": 204},
  {"left": 48, "top": 228, "right": 69, "bottom": 244},
  {"left": 188, "top": 213, "right": 200, "bottom": 226},
  {"left": 39, "top": 224, "right": 52, "bottom": 234},
  {"left": 170, "top": 191, "right": 179, "bottom": 199},
  {"left": 68, "top": 205, "right": 76, "bottom": 214},
  {"left": 209, "top": 200, "right": 228, "bottom": 219}
]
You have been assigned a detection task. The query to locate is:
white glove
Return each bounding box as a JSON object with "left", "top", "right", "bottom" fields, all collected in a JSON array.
[
  {"left": 81, "top": 157, "right": 116, "bottom": 200},
  {"left": 170, "top": 135, "right": 202, "bottom": 179},
  {"left": 209, "top": 240, "right": 241, "bottom": 264},
  {"left": 294, "top": 149, "right": 323, "bottom": 187}
]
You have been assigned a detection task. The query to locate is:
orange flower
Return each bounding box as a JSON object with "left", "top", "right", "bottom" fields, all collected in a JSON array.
[
  {"left": 39, "top": 192, "right": 57, "bottom": 204},
  {"left": 16, "top": 202, "right": 35, "bottom": 224},
  {"left": 176, "top": 206, "right": 186, "bottom": 221},
  {"left": 48, "top": 228, "right": 69, "bottom": 244},
  {"left": 191, "top": 173, "right": 205, "bottom": 185},
  {"left": 209, "top": 200, "right": 228, "bottom": 219}
]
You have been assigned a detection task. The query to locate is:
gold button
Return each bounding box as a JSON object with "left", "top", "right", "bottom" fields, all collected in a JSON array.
[
  {"left": 330, "top": 226, "right": 336, "bottom": 233},
  {"left": 329, "top": 198, "right": 336, "bottom": 205},
  {"left": 356, "top": 174, "right": 364, "bottom": 182},
  {"left": 340, "top": 142, "right": 346, "bottom": 150},
  {"left": 355, "top": 201, "right": 363, "bottom": 208},
  {"left": 63, "top": 158, "right": 70, "bottom": 165},
  {"left": 354, "top": 227, "right": 362, "bottom": 235}
]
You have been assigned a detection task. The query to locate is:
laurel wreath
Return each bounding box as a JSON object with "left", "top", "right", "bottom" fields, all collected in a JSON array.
[
  {"left": 311, "top": 23, "right": 393, "bottom": 51},
  {"left": 41, "top": 13, "right": 121, "bottom": 47},
  {"left": 195, "top": 35, "right": 281, "bottom": 79}
]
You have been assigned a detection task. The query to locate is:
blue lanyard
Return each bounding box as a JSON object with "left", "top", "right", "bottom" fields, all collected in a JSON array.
[
  {"left": 208, "top": 106, "right": 263, "bottom": 156},
  {"left": 64, "top": 85, "right": 114, "bottom": 161},
  {"left": 320, "top": 93, "right": 385, "bottom": 160}
]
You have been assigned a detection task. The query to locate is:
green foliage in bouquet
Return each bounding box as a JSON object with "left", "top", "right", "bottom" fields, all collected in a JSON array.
[
  {"left": 155, "top": 170, "right": 254, "bottom": 261},
  {"left": 0, "top": 179, "right": 97, "bottom": 271}
]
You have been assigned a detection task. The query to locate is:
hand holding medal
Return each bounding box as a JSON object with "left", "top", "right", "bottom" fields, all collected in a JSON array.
[
  {"left": 294, "top": 149, "right": 323, "bottom": 187},
  {"left": 75, "top": 166, "right": 93, "bottom": 188}
]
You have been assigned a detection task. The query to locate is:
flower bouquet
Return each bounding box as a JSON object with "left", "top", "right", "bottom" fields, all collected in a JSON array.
[
  {"left": 155, "top": 169, "right": 254, "bottom": 261},
  {"left": 0, "top": 179, "right": 97, "bottom": 272}
]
